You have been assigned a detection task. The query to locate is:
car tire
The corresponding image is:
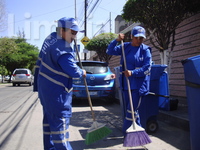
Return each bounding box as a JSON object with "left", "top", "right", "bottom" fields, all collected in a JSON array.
[
  {"left": 18, "top": 84, "right": 20, "bottom": 86},
  {"left": 29, "top": 82, "right": 32, "bottom": 86},
  {"left": 13, "top": 83, "right": 16, "bottom": 86}
]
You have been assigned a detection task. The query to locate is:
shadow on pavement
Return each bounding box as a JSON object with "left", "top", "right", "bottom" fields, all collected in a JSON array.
[
  {"left": 72, "top": 98, "right": 191, "bottom": 150},
  {"left": 148, "top": 121, "right": 191, "bottom": 150},
  {"left": 70, "top": 99, "right": 125, "bottom": 149}
]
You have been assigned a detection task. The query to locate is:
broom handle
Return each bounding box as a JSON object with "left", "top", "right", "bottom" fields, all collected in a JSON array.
[
  {"left": 74, "top": 39, "right": 96, "bottom": 121},
  {"left": 121, "top": 40, "right": 136, "bottom": 125}
]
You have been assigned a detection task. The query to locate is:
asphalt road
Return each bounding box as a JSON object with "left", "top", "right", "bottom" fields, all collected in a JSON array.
[{"left": 0, "top": 84, "right": 190, "bottom": 150}]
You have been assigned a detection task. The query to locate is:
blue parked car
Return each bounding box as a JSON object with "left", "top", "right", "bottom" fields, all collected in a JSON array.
[{"left": 72, "top": 61, "right": 116, "bottom": 103}]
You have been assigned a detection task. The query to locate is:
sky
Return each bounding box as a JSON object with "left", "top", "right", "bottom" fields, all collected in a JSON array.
[{"left": 2, "top": 0, "right": 127, "bottom": 53}]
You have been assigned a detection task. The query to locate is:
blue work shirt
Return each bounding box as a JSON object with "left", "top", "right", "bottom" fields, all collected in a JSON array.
[
  {"left": 107, "top": 40, "right": 152, "bottom": 95},
  {"left": 34, "top": 32, "right": 83, "bottom": 117}
]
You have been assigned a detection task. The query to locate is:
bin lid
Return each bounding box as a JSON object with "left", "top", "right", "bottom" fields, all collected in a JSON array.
[
  {"left": 150, "top": 65, "right": 167, "bottom": 80},
  {"left": 182, "top": 55, "right": 200, "bottom": 85}
]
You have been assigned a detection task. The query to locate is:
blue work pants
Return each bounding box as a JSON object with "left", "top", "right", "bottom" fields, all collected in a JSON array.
[
  {"left": 42, "top": 111, "right": 73, "bottom": 150},
  {"left": 122, "top": 90, "right": 142, "bottom": 136}
]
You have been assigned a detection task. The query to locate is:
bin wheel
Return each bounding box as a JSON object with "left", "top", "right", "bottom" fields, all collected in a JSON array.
[{"left": 146, "top": 120, "right": 159, "bottom": 133}]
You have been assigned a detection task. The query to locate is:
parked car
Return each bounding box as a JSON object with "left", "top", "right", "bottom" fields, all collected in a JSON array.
[
  {"left": 72, "top": 61, "right": 116, "bottom": 103},
  {"left": 4, "top": 75, "right": 13, "bottom": 82},
  {"left": 12, "top": 68, "right": 34, "bottom": 86},
  {"left": 0, "top": 75, "right": 2, "bottom": 81},
  {"left": 4, "top": 76, "right": 9, "bottom": 81}
]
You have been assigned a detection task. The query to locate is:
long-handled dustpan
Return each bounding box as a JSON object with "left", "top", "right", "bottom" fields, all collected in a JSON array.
[
  {"left": 74, "top": 39, "right": 112, "bottom": 145},
  {"left": 121, "top": 40, "right": 152, "bottom": 147}
]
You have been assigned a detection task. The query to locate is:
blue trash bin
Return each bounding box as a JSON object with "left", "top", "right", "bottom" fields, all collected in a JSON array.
[
  {"left": 159, "top": 71, "right": 170, "bottom": 111},
  {"left": 182, "top": 55, "right": 200, "bottom": 150},
  {"left": 139, "top": 64, "right": 167, "bottom": 133}
]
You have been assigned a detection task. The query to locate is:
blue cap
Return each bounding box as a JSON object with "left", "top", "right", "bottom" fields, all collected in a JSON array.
[
  {"left": 57, "top": 17, "right": 84, "bottom": 32},
  {"left": 131, "top": 26, "right": 146, "bottom": 38}
]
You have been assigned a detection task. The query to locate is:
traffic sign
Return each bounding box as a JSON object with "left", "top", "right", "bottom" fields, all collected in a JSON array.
[{"left": 81, "top": 36, "right": 90, "bottom": 46}]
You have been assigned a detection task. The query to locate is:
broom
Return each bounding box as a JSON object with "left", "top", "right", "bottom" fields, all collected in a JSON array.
[
  {"left": 121, "top": 40, "right": 152, "bottom": 147},
  {"left": 74, "top": 39, "right": 112, "bottom": 145}
]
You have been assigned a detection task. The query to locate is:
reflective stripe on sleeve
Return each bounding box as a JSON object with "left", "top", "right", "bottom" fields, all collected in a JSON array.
[
  {"left": 38, "top": 57, "right": 70, "bottom": 78},
  {"left": 39, "top": 71, "right": 73, "bottom": 93}
]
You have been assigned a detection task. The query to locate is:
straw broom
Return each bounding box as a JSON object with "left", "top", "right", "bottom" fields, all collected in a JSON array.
[
  {"left": 74, "top": 39, "right": 112, "bottom": 145},
  {"left": 121, "top": 40, "right": 152, "bottom": 147}
]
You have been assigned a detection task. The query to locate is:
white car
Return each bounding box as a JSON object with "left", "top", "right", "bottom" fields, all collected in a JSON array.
[
  {"left": 12, "top": 68, "right": 34, "bottom": 86},
  {"left": 4, "top": 75, "right": 12, "bottom": 82}
]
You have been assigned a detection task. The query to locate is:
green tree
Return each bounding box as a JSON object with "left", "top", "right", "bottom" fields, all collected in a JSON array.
[
  {"left": 5, "top": 40, "right": 39, "bottom": 75},
  {"left": 0, "top": 37, "right": 39, "bottom": 82},
  {"left": 0, "top": 37, "right": 18, "bottom": 82},
  {"left": 122, "top": 0, "right": 200, "bottom": 70},
  {"left": 85, "top": 33, "right": 118, "bottom": 63}
]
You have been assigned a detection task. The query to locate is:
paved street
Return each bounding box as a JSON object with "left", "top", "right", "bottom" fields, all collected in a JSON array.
[{"left": 0, "top": 84, "right": 190, "bottom": 150}]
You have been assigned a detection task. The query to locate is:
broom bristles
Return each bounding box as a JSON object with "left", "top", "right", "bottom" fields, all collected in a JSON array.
[
  {"left": 123, "top": 130, "right": 152, "bottom": 147},
  {"left": 123, "top": 123, "right": 152, "bottom": 147},
  {"left": 85, "top": 122, "right": 112, "bottom": 145}
]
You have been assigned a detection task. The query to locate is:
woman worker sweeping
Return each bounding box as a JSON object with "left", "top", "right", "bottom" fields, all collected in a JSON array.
[{"left": 106, "top": 26, "right": 152, "bottom": 136}]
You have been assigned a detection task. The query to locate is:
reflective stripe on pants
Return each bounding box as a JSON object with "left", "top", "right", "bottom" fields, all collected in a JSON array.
[
  {"left": 43, "top": 111, "right": 73, "bottom": 150},
  {"left": 122, "top": 90, "right": 142, "bottom": 136}
]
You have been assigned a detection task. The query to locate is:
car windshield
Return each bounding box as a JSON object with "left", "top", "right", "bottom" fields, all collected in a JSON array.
[
  {"left": 14, "top": 70, "right": 28, "bottom": 74},
  {"left": 77, "top": 62, "right": 108, "bottom": 74}
]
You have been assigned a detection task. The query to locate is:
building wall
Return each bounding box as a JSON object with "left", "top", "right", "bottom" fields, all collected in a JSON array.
[{"left": 109, "top": 13, "right": 200, "bottom": 105}]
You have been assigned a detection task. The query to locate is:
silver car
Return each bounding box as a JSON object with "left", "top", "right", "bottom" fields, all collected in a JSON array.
[{"left": 12, "top": 68, "right": 34, "bottom": 86}]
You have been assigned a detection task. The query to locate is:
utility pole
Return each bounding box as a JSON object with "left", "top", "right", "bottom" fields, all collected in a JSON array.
[
  {"left": 74, "top": 0, "right": 77, "bottom": 20},
  {"left": 110, "top": 12, "right": 112, "bottom": 33},
  {"left": 84, "top": 0, "right": 87, "bottom": 60}
]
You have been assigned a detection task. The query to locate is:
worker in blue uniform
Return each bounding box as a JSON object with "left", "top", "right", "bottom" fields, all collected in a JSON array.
[
  {"left": 33, "top": 17, "right": 86, "bottom": 150},
  {"left": 107, "top": 26, "right": 152, "bottom": 136}
]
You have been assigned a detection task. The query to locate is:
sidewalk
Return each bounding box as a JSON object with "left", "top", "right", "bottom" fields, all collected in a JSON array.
[
  {"left": 158, "top": 103, "right": 189, "bottom": 131},
  {"left": 0, "top": 84, "right": 190, "bottom": 150}
]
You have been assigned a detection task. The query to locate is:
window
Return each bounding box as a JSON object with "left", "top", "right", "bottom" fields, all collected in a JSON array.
[
  {"left": 76, "top": 62, "right": 108, "bottom": 74},
  {"left": 14, "top": 70, "right": 28, "bottom": 74}
]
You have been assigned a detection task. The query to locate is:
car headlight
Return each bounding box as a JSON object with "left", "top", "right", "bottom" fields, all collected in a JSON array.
[{"left": 104, "top": 74, "right": 115, "bottom": 80}]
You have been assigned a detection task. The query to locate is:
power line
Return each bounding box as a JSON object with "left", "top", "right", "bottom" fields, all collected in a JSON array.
[
  {"left": 87, "top": 0, "right": 100, "bottom": 18},
  {"left": 93, "top": 18, "right": 110, "bottom": 37},
  {"left": 9, "top": 4, "right": 83, "bottom": 25},
  {"left": 79, "top": 0, "right": 102, "bottom": 28}
]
